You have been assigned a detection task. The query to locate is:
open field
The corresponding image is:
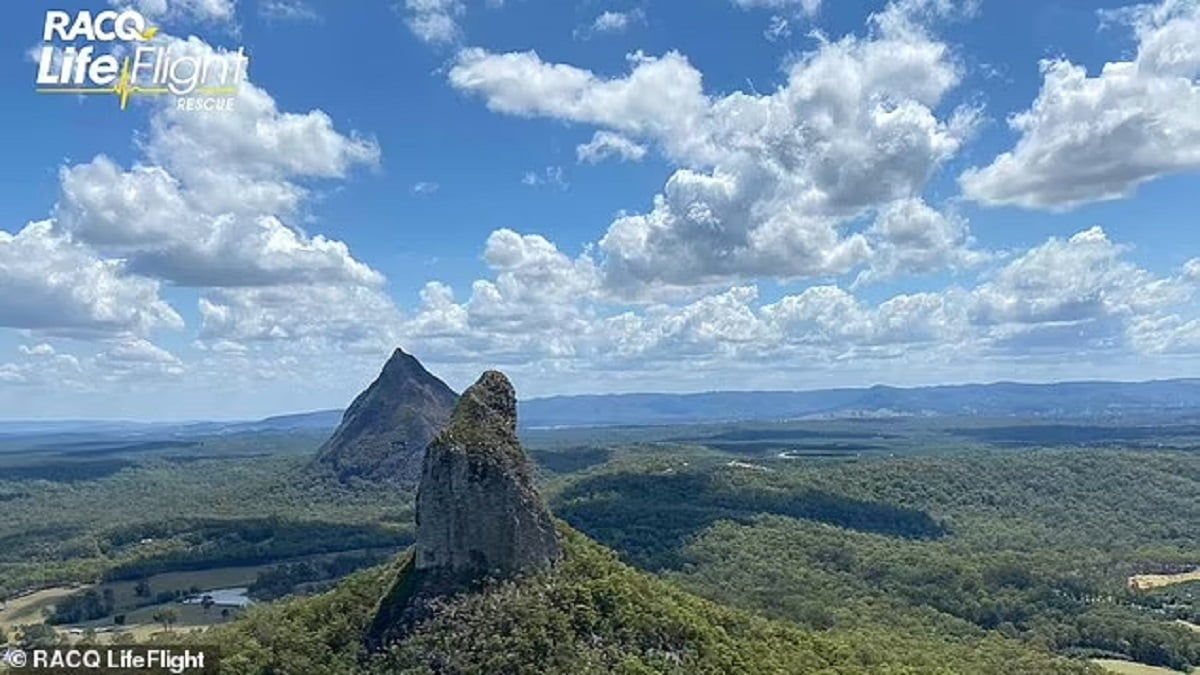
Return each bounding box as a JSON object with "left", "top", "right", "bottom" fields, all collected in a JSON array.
[
  {"left": 1093, "top": 658, "right": 1196, "bottom": 674},
  {"left": 1130, "top": 570, "right": 1200, "bottom": 591},
  {"left": 0, "top": 586, "right": 82, "bottom": 629},
  {"left": 96, "top": 564, "right": 271, "bottom": 608},
  {"left": 0, "top": 564, "right": 266, "bottom": 641}
]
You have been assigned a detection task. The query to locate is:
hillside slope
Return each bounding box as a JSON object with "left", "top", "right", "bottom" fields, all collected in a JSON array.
[{"left": 203, "top": 526, "right": 1099, "bottom": 674}]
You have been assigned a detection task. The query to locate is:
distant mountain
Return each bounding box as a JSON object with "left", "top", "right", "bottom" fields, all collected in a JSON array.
[
  {"left": 218, "top": 410, "right": 345, "bottom": 434},
  {"left": 310, "top": 348, "right": 458, "bottom": 483},
  {"left": 6, "top": 378, "right": 1200, "bottom": 439},
  {"left": 516, "top": 378, "right": 1200, "bottom": 427}
]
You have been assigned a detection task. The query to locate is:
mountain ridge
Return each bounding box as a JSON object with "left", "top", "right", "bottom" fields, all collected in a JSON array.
[{"left": 5, "top": 377, "right": 1200, "bottom": 433}]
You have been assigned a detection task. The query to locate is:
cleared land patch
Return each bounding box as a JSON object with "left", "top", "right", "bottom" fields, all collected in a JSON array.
[
  {"left": 1129, "top": 569, "right": 1200, "bottom": 591},
  {"left": 1093, "top": 658, "right": 1196, "bottom": 674}
]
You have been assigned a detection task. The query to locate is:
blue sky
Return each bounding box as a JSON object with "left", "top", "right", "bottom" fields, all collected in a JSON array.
[{"left": 1, "top": 0, "right": 1199, "bottom": 419}]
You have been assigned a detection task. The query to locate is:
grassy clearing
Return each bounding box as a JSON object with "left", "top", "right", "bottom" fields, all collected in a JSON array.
[
  {"left": 97, "top": 563, "right": 270, "bottom": 608},
  {"left": 1, "top": 564, "right": 264, "bottom": 641},
  {"left": 0, "top": 586, "right": 81, "bottom": 629},
  {"left": 1092, "top": 658, "right": 1196, "bottom": 674},
  {"left": 1128, "top": 570, "right": 1200, "bottom": 591}
]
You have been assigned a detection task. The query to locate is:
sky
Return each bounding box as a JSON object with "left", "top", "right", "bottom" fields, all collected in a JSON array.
[{"left": 1, "top": 0, "right": 1199, "bottom": 420}]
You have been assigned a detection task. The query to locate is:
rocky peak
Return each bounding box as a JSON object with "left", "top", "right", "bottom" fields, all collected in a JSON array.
[
  {"left": 414, "top": 370, "right": 561, "bottom": 579},
  {"left": 311, "top": 348, "right": 457, "bottom": 484}
]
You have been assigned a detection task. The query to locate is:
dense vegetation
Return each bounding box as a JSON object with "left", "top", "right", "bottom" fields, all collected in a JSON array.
[
  {"left": 248, "top": 550, "right": 391, "bottom": 600},
  {"left": 199, "top": 527, "right": 1099, "bottom": 674},
  {"left": 4, "top": 420, "right": 1199, "bottom": 673},
  {"left": 0, "top": 447, "right": 408, "bottom": 597},
  {"left": 553, "top": 450, "right": 1200, "bottom": 671}
]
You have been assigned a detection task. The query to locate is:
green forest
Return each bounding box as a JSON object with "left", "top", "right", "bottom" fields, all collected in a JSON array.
[{"left": 2, "top": 424, "right": 1198, "bottom": 673}]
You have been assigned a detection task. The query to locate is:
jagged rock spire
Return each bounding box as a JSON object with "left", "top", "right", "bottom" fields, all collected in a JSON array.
[{"left": 414, "top": 370, "right": 561, "bottom": 579}]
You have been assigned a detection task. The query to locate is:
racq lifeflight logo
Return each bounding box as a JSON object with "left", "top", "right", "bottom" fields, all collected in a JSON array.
[{"left": 34, "top": 9, "right": 249, "bottom": 111}]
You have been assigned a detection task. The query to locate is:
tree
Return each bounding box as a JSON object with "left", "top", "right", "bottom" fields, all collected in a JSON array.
[
  {"left": 113, "top": 614, "right": 126, "bottom": 626},
  {"left": 152, "top": 608, "right": 178, "bottom": 632},
  {"left": 19, "top": 623, "right": 58, "bottom": 647},
  {"left": 0, "top": 625, "right": 8, "bottom": 644},
  {"left": 134, "top": 579, "right": 151, "bottom": 598},
  {"left": 201, "top": 595, "right": 215, "bottom": 614},
  {"left": 220, "top": 608, "right": 231, "bottom": 621}
]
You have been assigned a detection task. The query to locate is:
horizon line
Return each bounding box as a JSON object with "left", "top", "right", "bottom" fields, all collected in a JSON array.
[{"left": 1, "top": 374, "right": 1196, "bottom": 425}]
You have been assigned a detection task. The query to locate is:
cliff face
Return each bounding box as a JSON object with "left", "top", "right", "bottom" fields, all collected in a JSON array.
[
  {"left": 414, "top": 370, "right": 561, "bottom": 578},
  {"left": 312, "top": 348, "right": 458, "bottom": 484},
  {"left": 366, "top": 370, "right": 561, "bottom": 650}
]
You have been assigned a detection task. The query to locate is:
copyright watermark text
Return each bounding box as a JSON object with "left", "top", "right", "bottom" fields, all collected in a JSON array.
[{"left": 3, "top": 646, "right": 216, "bottom": 674}]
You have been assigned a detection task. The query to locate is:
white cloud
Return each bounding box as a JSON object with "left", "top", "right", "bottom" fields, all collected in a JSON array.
[
  {"left": 198, "top": 284, "right": 405, "bottom": 353},
  {"left": 732, "top": 0, "right": 821, "bottom": 16},
  {"left": 960, "top": 0, "right": 1200, "bottom": 210},
  {"left": 1185, "top": 258, "right": 1200, "bottom": 282},
  {"left": 37, "top": 34, "right": 393, "bottom": 362},
  {"left": 113, "top": 0, "right": 238, "bottom": 23},
  {"left": 764, "top": 15, "right": 792, "bottom": 41},
  {"left": 95, "top": 337, "right": 186, "bottom": 379},
  {"left": 18, "top": 343, "right": 56, "bottom": 357},
  {"left": 521, "top": 166, "right": 568, "bottom": 189},
  {"left": 397, "top": 224, "right": 1197, "bottom": 379},
  {"left": 449, "top": 1, "right": 981, "bottom": 295},
  {"left": 967, "top": 226, "right": 1190, "bottom": 354},
  {"left": 259, "top": 0, "right": 320, "bottom": 22},
  {"left": 412, "top": 181, "right": 441, "bottom": 194},
  {"left": 401, "top": 0, "right": 465, "bottom": 44},
  {"left": 856, "top": 198, "right": 986, "bottom": 286},
  {"left": 588, "top": 9, "right": 645, "bottom": 35},
  {"left": 576, "top": 131, "right": 647, "bottom": 164},
  {"left": 57, "top": 157, "right": 383, "bottom": 288},
  {"left": 0, "top": 221, "right": 182, "bottom": 338}
]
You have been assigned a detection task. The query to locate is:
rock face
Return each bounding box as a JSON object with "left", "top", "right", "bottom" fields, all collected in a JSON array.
[
  {"left": 414, "top": 370, "right": 561, "bottom": 578},
  {"left": 311, "top": 348, "right": 458, "bottom": 484},
  {"left": 365, "top": 370, "right": 561, "bottom": 649}
]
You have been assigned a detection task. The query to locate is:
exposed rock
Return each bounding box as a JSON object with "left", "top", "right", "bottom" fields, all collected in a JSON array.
[
  {"left": 311, "top": 348, "right": 457, "bottom": 484},
  {"left": 414, "top": 370, "right": 561, "bottom": 578},
  {"left": 366, "top": 370, "right": 561, "bottom": 649}
]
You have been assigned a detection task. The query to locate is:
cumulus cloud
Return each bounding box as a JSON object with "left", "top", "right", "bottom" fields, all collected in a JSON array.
[
  {"left": 399, "top": 224, "right": 1197, "bottom": 377},
  {"left": 968, "top": 226, "right": 1190, "bottom": 353},
  {"left": 960, "top": 0, "right": 1200, "bottom": 209},
  {"left": 113, "top": 0, "right": 238, "bottom": 23},
  {"left": 47, "top": 35, "right": 389, "bottom": 356},
  {"left": 198, "top": 284, "right": 405, "bottom": 353},
  {"left": 449, "top": 0, "right": 981, "bottom": 295},
  {"left": 1185, "top": 258, "right": 1200, "bottom": 282},
  {"left": 57, "top": 157, "right": 382, "bottom": 288},
  {"left": 856, "top": 198, "right": 986, "bottom": 286},
  {"left": 400, "top": 0, "right": 464, "bottom": 44},
  {"left": 0, "top": 221, "right": 182, "bottom": 338},
  {"left": 576, "top": 131, "right": 648, "bottom": 164}
]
